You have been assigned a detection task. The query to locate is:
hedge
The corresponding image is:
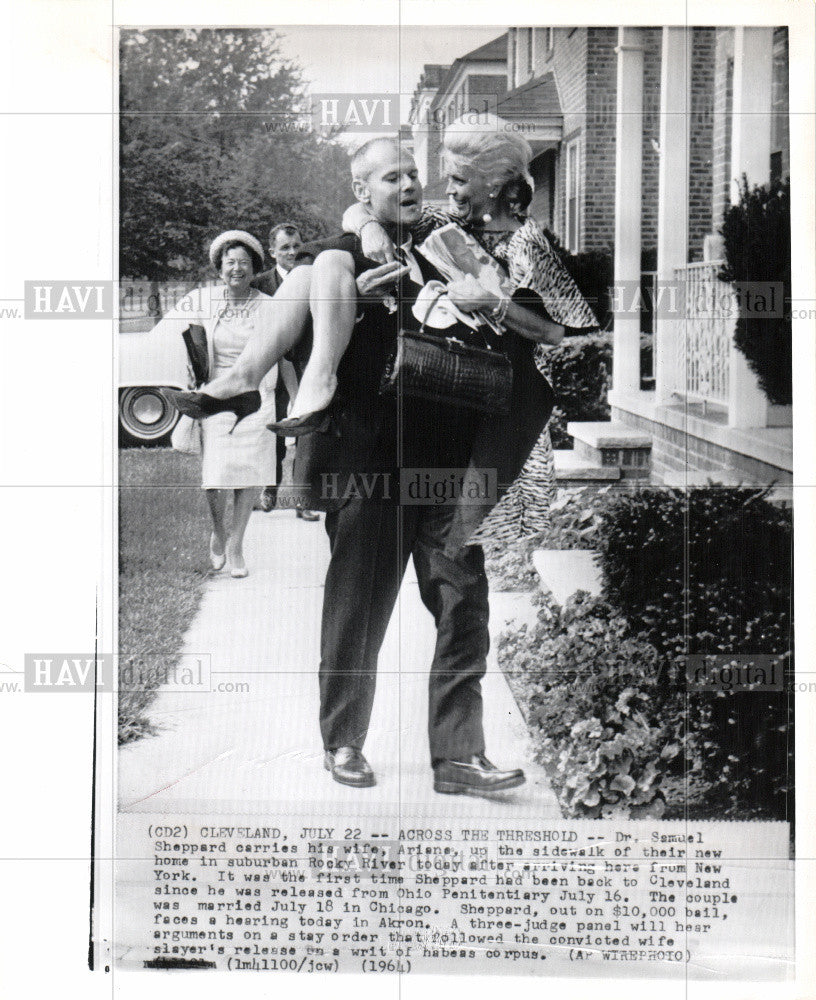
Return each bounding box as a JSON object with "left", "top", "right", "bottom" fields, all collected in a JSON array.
[
  {"left": 545, "top": 333, "right": 611, "bottom": 448},
  {"left": 595, "top": 487, "right": 792, "bottom": 658}
]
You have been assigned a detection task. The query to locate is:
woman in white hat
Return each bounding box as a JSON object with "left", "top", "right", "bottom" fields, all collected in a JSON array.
[{"left": 161, "top": 230, "right": 295, "bottom": 577}]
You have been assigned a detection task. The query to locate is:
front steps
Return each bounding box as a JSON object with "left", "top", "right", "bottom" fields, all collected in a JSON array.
[
  {"left": 554, "top": 448, "right": 621, "bottom": 485},
  {"left": 567, "top": 421, "right": 652, "bottom": 480}
]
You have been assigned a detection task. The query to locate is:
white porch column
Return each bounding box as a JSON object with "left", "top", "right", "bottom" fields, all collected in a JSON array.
[
  {"left": 728, "top": 27, "right": 773, "bottom": 428},
  {"left": 612, "top": 27, "right": 643, "bottom": 396},
  {"left": 655, "top": 27, "right": 691, "bottom": 405}
]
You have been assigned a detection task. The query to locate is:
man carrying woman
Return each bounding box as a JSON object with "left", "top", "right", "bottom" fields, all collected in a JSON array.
[{"left": 165, "top": 117, "right": 598, "bottom": 795}]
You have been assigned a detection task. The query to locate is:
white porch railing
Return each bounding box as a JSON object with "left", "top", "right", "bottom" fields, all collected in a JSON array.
[{"left": 671, "top": 261, "right": 734, "bottom": 409}]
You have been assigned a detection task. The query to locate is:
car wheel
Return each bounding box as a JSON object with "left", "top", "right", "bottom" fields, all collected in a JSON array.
[{"left": 119, "top": 386, "right": 179, "bottom": 446}]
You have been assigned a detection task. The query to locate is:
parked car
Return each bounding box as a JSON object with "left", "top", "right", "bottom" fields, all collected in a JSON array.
[
  {"left": 119, "top": 312, "right": 188, "bottom": 445},
  {"left": 118, "top": 279, "right": 207, "bottom": 445}
]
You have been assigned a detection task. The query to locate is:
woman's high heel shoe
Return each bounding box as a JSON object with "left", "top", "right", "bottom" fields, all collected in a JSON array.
[
  {"left": 162, "top": 389, "right": 261, "bottom": 432},
  {"left": 269, "top": 375, "right": 337, "bottom": 437},
  {"left": 209, "top": 533, "right": 226, "bottom": 571},
  {"left": 267, "top": 407, "right": 332, "bottom": 437}
]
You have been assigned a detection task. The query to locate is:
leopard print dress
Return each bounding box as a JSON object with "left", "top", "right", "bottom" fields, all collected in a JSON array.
[{"left": 414, "top": 208, "right": 599, "bottom": 546}]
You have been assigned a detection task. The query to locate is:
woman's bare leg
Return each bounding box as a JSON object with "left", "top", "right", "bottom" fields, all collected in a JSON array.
[
  {"left": 205, "top": 265, "right": 314, "bottom": 399},
  {"left": 205, "top": 489, "right": 228, "bottom": 569},
  {"left": 225, "top": 487, "right": 256, "bottom": 577},
  {"left": 288, "top": 250, "right": 358, "bottom": 419}
]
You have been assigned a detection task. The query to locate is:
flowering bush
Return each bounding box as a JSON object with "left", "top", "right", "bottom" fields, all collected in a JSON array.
[
  {"left": 500, "top": 593, "right": 678, "bottom": 818},
  {"left": 557, "top": 709, "right": 667, "bottom": 820},
  {"left": 498, "top": 483, "right": 794, "bottom": 820}
]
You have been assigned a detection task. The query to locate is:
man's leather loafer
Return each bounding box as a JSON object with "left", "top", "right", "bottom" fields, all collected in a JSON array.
[
  {"left": 433, "top": 754, "right": 525, "bottom": 795},
  {"left": 324, "top": 747, "right": 376, "bottom": 788}
]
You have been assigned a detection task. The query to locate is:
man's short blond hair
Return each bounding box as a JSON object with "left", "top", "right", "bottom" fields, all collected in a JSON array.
[{"left": 349, "top": 135, "right": 405, "bottom": 181}]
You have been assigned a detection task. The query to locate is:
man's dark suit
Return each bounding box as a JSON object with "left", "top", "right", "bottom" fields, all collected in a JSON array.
[{"left": 292, "top": 233, "right": 554, "bottom": 762}]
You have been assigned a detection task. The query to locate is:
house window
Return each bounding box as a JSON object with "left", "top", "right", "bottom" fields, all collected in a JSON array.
[
  {"left": 565, "top": 138, "right": 581, "bottom": 251},
  {"left": 530, "top": 149, "right": 556, "bottom": 230},
  {"left": 527, "top": 27, "right": 534, "bottom": 75}
]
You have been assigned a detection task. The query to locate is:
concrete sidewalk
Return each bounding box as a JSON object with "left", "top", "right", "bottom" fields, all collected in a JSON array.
[{"left": 119, "top": 508, "right": 561, "bottom": 820}]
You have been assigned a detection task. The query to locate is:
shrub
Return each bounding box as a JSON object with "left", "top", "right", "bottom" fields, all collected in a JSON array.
[
  {"left": 483, "top": 487, "right": 607, "bottom": 591},
  {"left": 592, "top": 486, "right": 793, "bottom": 818},
  {"left": 499, "top": 588, "right": 792, "bottom": 820},
  {"left": 544, "top": 333, "right": 612, "bottom": 448},
  {"left": 719, "top": 176, "right": 791, "bottom": 404},
  {"left": 483, "top": 538, "right": 540, "bottom": 592},
  {"left": 541, "top": 333, "right": 653, "bottom": 448},
  {"left": 557, "top": 712, "right": 666, "bottom": 819},
  {"left": 531, "top": 233, "right": 661, "bottom": 439},
  {"left": 594, "top": 487, "right": 792, "bottom": 658},
  {"left": 542, "top": 486, "right": 608, "bottom": 550}
]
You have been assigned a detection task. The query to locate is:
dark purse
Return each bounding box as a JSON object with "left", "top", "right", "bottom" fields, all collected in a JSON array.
[
  {"left": 181, "top": 323, "right": 209, "bottom": 387},
  {"left": 379, "top": 292, "right": 513, "bottom": 416}
]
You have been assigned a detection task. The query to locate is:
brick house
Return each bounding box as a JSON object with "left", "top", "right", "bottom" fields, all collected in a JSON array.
[
  {"left": 409, "top": 26, "right": 791, "bottom": 486},
  {"left": 501, "top": 27, "right": 637, "bottom": 253},
  {"left": 595, "top": 26, "right": 792, "bottom": 487},
  {"left": 412, "top": 29, "right": 668, "bottom": 256},
  {"left": 410, "top": 35, "right": 508, "bottom": 200}
]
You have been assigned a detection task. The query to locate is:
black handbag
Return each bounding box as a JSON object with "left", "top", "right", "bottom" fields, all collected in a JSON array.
[
  {"left": 181, "top": 324, "right": 209, "bottom": 387},
  {"left": 379, "top": 293, "right": 513, "bottom": 416}
]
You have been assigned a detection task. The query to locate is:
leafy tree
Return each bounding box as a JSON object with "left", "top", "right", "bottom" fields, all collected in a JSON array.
[{"left": 120, "top": 29, "right": 350, "bottom": 280}]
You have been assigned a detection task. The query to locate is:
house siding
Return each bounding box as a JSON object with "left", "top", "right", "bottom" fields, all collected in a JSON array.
[
  {"left": 584, "top": 28, "right": 619, "bottom": 251},
  {"left": 530, "top": 27, "right": 662, "bottom": 254},
  {"left": 711, "top": 28, "right": 735, "bottom": 237}
]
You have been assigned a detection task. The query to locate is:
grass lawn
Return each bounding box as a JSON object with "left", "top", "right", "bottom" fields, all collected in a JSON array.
[{"left": 119, "top": 448, "right": 213, "bottom": 744}]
